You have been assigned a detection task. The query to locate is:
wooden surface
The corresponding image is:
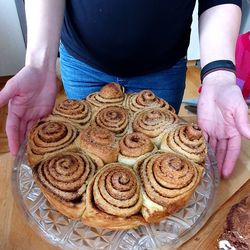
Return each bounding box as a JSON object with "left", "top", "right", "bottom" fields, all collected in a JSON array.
[
  {"left": 1, "top": 65, "right": 250, "bottom": 250},
  {"left": 180, "top": 179, "right": 250, "bottom": 249}
]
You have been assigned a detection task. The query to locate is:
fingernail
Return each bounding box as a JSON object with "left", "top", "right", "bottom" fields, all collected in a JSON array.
[{"left": 222, "top": 170, "right": 231, "bottom": 179}]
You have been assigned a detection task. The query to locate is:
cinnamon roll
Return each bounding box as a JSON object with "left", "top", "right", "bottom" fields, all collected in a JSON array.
[
  {"left": 94, "top": 105, "right": 130, "bottom": 137},
  {"left": 76, "top": 125, "right": 119, "bottom": 165},
  {"left": 160, "top": 123, "right": 207, "bottom": 167},
  {"left": 86, "top": 82, "right": 125, "bottom": 109},
  {"left": 132, "top": 108, "right": 179, "bottom": 146},
  {"left": 134, "top": 152, "right": 203, "bottom": 223},
  {"left": 82, "top": 163, "right": 145, "bottom": 229},
  {"left": 27, "top": 119, "right": 79, "bottom": 166},
  {"left": 51, "top": 99, "right": 92, "bottom": 128},
  {"left": 118, "top": 132, "right": 157, "bottom": 166},
  {"left": 126, "top": 90, "right": 175, "bottom": 113},
  {"left": 33, "top": 152, "right": 97, "bottom": 219}
]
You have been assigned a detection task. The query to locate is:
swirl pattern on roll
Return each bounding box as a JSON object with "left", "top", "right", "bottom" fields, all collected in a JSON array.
[
  {"left": 128, "top": 90, "right": 175, "bottom": 113},
  {"left": 35, "top": 152, "right": 97, "bottom": 202},
  {"left": 119, "top": 132, "right": 155, "bottom": 158},
  {"left": 136, "top": 152, "right": 200, "bottom": 207},
  {"left": 132, "top": 108, "right": 179, "bottom": 139},
  {"left": 87, "top": 82, "right": 125, "bottom": 108},
  {"left": 52, "top": 99, "right": 92, "bottom": 127},
  {"left": 95, "top": 105, "right": 129, "bottom": 137},
  {"left": 27, "top": 120, "right": 78, "bottom": 164},
  {"left": 91, "top": 163, "right": 142, "bottom": 217},
  {"left": 161, "top": 123, "right": 207, "bottom": 167},
  {"left": 78, "top": 125, "right": 119, "bottom": 164}
]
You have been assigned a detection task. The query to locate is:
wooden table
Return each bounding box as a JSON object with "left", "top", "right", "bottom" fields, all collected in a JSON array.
[{"left": 1, "top": 121, "right": 250, "bottom": 250}]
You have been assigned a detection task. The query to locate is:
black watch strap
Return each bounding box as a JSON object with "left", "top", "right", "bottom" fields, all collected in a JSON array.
[{"left": 200, "top": 60, "right": 236, "bottom": 82}]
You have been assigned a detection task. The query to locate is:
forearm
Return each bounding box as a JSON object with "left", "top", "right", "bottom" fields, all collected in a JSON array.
[
  {"left": 199, "top": 4, "right": 241, "bottom": 70},
  {"left": 25, "top": 0, "right": 65, "bottom": 71}
]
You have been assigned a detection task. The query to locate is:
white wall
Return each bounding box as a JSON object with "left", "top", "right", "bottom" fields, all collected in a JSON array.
[
  {"left": 187, "top": 0, "right": 200, "bottom": 60},
  {"left": 241, "top": 0, "right": 250, "bottom": 33},
  {"left": 0, "top": 0, "right": 25, "bottom": 76}
]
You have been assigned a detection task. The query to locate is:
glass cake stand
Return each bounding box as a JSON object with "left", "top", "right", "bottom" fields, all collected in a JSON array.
[{"left": 12, "top": 143, "right": 219, "bottom": 250}]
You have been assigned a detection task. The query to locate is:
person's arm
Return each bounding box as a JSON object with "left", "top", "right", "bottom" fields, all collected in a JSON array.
[
  {"left": 25, "top": 0, "right": 65, "bottom": 71},
  {"left": 197, "top": 3, "right": 250, "bottom": 177},
  {"left": 0, "top": 0, "right": 65, "bottom": 155},
  {"left": 199, "top": 3, "right": 240, "bottom": 66}
]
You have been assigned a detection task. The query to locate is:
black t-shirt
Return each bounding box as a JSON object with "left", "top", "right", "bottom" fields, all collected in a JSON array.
[{"left": 61, "top": 0, "right": 241, "bottom": 77}]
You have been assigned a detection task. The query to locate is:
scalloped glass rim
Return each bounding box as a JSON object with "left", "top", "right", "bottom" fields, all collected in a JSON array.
[{"left": 12, "top": 142, "right": 219, "bottom": 250}]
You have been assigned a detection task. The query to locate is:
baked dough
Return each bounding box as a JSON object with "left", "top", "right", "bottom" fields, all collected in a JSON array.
[
  {"left": 33, "top": 151, "right": 97, "bottom": 219},
  {"left": 51, "top": 99, "right": 92, "bottom": 129},
  {"left": 134, "top": 151, "right": 203, "bottom": 223},
  {"left": 27, "top": 82, "right": 207, "bottom": 230},
  {"left": 76, "top": 125, "right": 119, "bottom": 166},
  {"left": 126, "top": 90, "right": 175, "bottom": 113},
  {"left": 132, "top": 108, "right": 179, "bottom": 146},
  {"left": 160, "top": 123, "right": 207, "bottom": 167},
  {"left": 27, "top": 119, "right": 79, "bottom": 166},
  {"left": 87, "top": 82, "right": 125, "bottom": 109},
  {"left": 118, "top": 132, "right": 157, "bottom": 166}
]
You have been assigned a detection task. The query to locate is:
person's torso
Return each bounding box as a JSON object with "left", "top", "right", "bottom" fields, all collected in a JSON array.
[{"left": 61, "top": 0, "right": 196, "bottom": 76}]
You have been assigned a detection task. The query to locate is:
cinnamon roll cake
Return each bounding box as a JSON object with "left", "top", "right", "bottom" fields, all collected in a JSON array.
[
  {"left": 82, "top": 163, "right": 145, "bottom": 230},
  {"left": 134, "top": 151, "right": 203, "bottom": 223},
  {"left": 132, "top": 108, "right": 179, "bottom": 146},
  {"left": 33, "top": 151, "right": 97, "bottom": 219},
  {"left": 87, "top": 82, "right": 125, "bottom": 109},
  {"left": 118, "top": 132, "right": 157, "bottom": 166},
  {"left": 76, "top": 125, "right": 119, "bottom": 166},
  {"left": 160, "top": 123, "right": 207, "bottom": 167},
  {"left": 51, "top": 99, "right": 92, "bottom": 128},
  {"left": 94, "top": 105, "right": 130, "bottom": 137},
  {"left": 27, "top": 119, "right": 79, "bottom": 166},
  {"left": 126, "top": 90, "right": 175, "bottom": 114},
  {"left": 26, "top": 82, "right": 207, "bottom": 230}
]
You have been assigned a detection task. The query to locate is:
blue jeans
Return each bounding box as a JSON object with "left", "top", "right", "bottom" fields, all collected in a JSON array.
[{"left": 59, "top": 43, "right": 187, "bottom": 112}]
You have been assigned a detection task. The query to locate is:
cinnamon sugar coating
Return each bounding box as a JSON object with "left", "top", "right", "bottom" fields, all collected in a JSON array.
[{"left": 27, "top": 83, "right": 207, "bottom": 230}]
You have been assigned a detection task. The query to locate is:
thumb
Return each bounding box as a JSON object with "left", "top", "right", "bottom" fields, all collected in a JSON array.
[
  {"left": 235, "top": 104, "right": 250, "bottom": 139},
  {"left": 0, "top": 79, "right": 17, "bottom": 108}
]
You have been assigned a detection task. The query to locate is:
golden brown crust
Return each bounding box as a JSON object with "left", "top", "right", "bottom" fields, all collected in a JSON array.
[
  {"left": 27, "top": 119, "right": 79, "bottom": 166},
  {"left": 36, "top": 180, "right": 85, "bottom": 220},
  {"left": 51, "top": 99, "right": 92, "bottom": 128},
  {"left": 134, "top": 151, "right": 203, "bottom": 222},
  {"left": 32, "top": 151, "right": 97, "bottom": 219},
  {"left": 140, "top": 194, "right": 189, "bottom": 224},
  {"left": 94, "top": 105, "right": 130, "bottom": 137},
  {"left": 126, "top": 90, "right": 176, "bottom": 113},
  {"left": 118, "top": 132, "right": 157, "bottom": 166},
  {"left": 76, "top": 125, "right": 119, "bottom": 164},
  {"left": 160, "top": 123, "right": 207, "bottom": 167},
  {"left": 132, "top": 108, "right": 179, "bottom": 146},
  {"left": 86, "top": 82, "right": 125, "bottom": 109},
  {"left": 82, "top": 163, "right": 146, "bottom": 229},
  {"left": 26, "top": 83, "right": 207, "bottom": 230}
]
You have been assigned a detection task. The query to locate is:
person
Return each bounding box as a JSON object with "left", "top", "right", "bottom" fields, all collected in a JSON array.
[{"left": 0, "top": 0, "right": 250, "bottom": 178}]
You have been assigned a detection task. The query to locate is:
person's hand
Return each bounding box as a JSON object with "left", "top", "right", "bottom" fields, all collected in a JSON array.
[
  {"left": 197, "top": 71, "right": 250, "bottom": 178},
  {"left": 0, "top": 66, "right": 57, "bottom": 155}
]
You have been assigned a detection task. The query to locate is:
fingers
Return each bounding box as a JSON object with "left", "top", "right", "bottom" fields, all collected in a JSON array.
[
  {"left": 221, "top": 136, "right": 241, "bottom": 178},
  {"left": 208, "top": 137, "right": 217, "bottom": 155},
  {"left": 235, "top": 104, "right": 250, "bottom": 139},
  {"left": 6, "top": 107, "right": 20, "bottom": 155},
  {"left": 215, "top": 139, "right": 227, "bottom": 175},
  {"left": 202, "top": 130, "right": 209, "bottom": 142},
  {"left": 19, "top": 119, "right": 28, "bottom": 146},
  {"left": 27, "top": 120, "right": 36, "bottom": 135},
  {"left": 0, "top": 79, "right": 16, "bottom": 108}
]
